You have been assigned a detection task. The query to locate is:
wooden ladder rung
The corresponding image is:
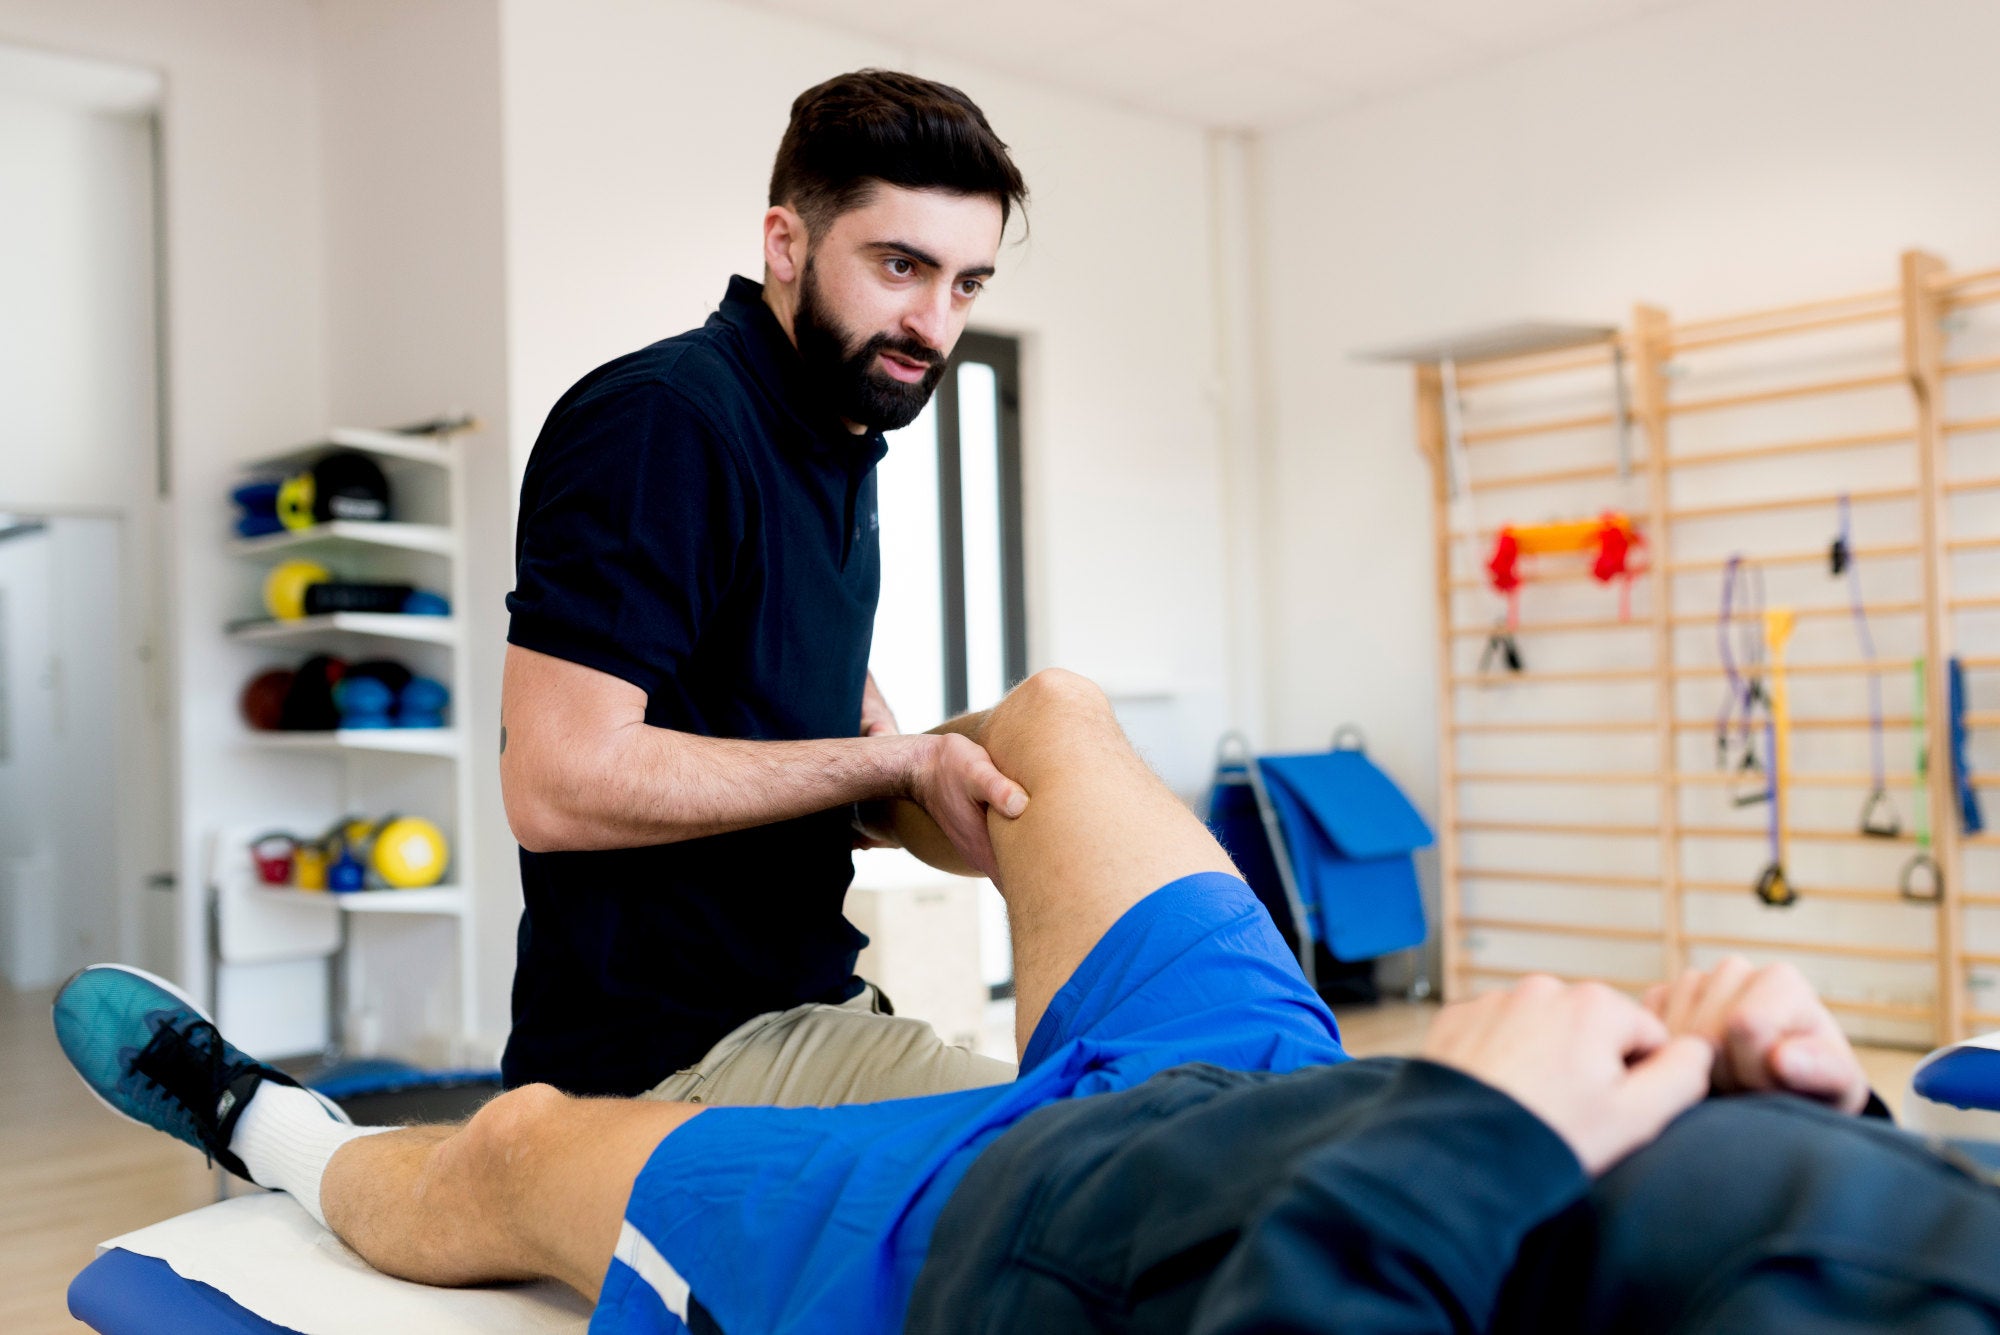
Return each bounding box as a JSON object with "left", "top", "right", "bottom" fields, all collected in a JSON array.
[
  {"left": 1667, "top": 426, "right": 1909, "bottom": 470},
  {"left": 1677, "top": 824, "right": 1916, "bottom": 845},
  {"left": 1459, "top": 916, "right": 1661, "bottom": 943},
  {"left": 1458, "top": 866, "right": 1658, "bottom": 890},
  {"left": 1683, "top": 933, "right": 1934, "bottom": 963},
  {"left": 1455, "top": 819, "right": 1660, "bottom": 838},
  {"left": 1456, "top": 770, "right": 1660, "bottom": 786}
]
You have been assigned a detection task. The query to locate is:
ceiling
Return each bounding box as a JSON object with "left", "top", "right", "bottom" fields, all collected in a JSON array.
[{"left": 730, "top": 0, "right": 1697, "bottom": 131}]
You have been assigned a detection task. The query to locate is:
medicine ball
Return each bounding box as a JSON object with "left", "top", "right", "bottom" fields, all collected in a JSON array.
[
  {"left": 280, "top": 655, "right": 347, "bottom": 731},
  {"left": 278, "top": 451, "right": 392, "bottom": 530},
  {"left": 303, "top": 582, "right": 415, "bottom": 616},
  {"left": 240, "top": 669, "right": 294, "bottom": 731},
  {"left": 263, "top": 559, "right": 331, "bottom": 620},
  {"left": 372, "top": 816, "right": 449, "bottom": 889}
]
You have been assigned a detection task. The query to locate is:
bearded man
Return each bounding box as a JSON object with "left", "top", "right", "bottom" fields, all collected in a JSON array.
[{"left": 498, "top": 70, "right": 1030, "bottom": 1102}]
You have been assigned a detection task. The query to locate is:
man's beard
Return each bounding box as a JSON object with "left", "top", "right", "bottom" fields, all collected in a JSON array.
[{"left": 793, "top": 262, "right": 946, "bottom": 432}]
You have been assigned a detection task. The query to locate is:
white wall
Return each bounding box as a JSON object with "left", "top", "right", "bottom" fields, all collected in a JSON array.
[
  {"left": 1257, "top": 0, "right": 2000, "bottom": 1003},
  {"left": 314, "top": 0, "right": 516, "bottom": 1049},
  {"left": 499, "top": 0, "right": 1239, "bottom": 796},
  {"left": 0, "top": 0, "right": 330, "bottom": 1007},
  {"left": 0, "top": 86, "right": 155, "bottom": 511}
]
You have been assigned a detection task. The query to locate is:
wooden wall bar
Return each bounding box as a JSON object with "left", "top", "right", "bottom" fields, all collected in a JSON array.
[{"left": 1422, "top": 248, "right": 2000, "bottom": 1045}]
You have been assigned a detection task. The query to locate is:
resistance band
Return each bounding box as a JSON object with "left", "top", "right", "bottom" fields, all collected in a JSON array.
[
  {"left": 1716, "top": 556, "right": 1769, "bottom": 806},
  {"left": 1904, "top": 657, "right": 1942, "bottom": 902},
  {"left": 1832, "top": 494, "right": 1900, "bottom": 838},
  {"left": 1952, "top": 657, "right": 1987, "bottom": 836},
  {"left": 1755, "top": 607, "right": 1798, "bottom": 907}
]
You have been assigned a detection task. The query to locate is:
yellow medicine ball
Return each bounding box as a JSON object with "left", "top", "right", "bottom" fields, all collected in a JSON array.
[
  {"left": 372, "top": 816, "right": 449, "bottom": 889},
  {"left": 263, "top": 559, "right": 331, "bottom": 620},
  {"left": 276, "top": 471, "right": 317, "bottom": 531}
]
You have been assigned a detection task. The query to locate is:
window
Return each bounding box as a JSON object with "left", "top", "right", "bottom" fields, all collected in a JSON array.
[
  {"left": 873, "top": 332, "right": 1026, "bottom": 729},
  {"left": 873, "top": 333, "right": 1026, "bottom": 999}
]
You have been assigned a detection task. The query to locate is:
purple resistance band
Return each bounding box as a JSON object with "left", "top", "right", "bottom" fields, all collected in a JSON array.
[
  {"left": 1839, "top": 494, "right": 1890, "bottom": 799},
  {"left": 1716, "top": 556, "right": 1765, "bottom": 774}
]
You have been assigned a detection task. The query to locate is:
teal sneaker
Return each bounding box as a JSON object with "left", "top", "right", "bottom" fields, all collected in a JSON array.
[{"left": 50, "top": 963, "right": 347, "bottom": 1180}]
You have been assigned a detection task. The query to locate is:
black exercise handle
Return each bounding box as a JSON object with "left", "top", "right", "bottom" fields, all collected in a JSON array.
[
  {"left": 1900, "top": 854, "right": 1944, "bottom": 904},
  {"left": 1755, "top": 863, "right": 1797, "bottom": 908},
  {"left": 1859, "top": 788, "right": 1902, "bottom": 840}
]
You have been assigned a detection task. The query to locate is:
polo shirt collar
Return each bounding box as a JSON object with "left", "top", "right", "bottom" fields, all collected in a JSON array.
[{"left": 715, "top": 275, "right": 886, "bottom": 461}]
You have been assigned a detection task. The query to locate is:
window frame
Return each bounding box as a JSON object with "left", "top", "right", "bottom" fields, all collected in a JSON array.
[{"left": 933, "top": 330, "right": 1027, "bottom": 718}]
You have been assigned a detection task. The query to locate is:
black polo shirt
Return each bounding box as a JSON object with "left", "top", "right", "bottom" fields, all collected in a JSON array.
[{"left": 501, "top": 276, "right": 888, "bottom": 1097}]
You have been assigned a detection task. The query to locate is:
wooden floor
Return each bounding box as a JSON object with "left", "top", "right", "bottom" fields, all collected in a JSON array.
[
  {"left": 1, "top": 984, "right": 218, "bottom": 1335},
  {"left": 0, "top": 986, "right": 1925, "bottom": 1334}
]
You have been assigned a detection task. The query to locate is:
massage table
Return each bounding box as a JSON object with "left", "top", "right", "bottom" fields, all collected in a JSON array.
[
  {"left": 71, "top": 1036, "right": 2000, "bottom": 1332},
  {"left": 68, "top": 1192, "right": 591, "bottom": 1333}
]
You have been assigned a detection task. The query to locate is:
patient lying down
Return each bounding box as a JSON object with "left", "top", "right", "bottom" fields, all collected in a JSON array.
[{"left": 55, "top": 670, "right": 2000, "bottom": 1332}]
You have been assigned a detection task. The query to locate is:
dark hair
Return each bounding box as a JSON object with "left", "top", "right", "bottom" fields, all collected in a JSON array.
[{"left": 770, "top": 69, "right": 1028, "bottom": 240}]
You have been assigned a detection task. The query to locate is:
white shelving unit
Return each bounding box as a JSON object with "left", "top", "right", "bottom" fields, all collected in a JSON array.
[
  {"left": 227, "top": 425, "right": 479, "bottom": 1061},
  {"left": 230, "top": 519, "right": 459, "bottom": 559},
  {"left": 245, "top": 729, "right": 463, "bottom": 758},
  {"left": 254, "top": 885, "right": 469, "bottom": 917}
]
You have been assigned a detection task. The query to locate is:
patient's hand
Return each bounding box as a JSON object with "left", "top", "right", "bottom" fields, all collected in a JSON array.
[
  {"left": 1643, "top": 957, "right": 1868, "bottom": 1115},
  {"left": 1421, "top": 975, "right": 1713, "bottom": 1176}
]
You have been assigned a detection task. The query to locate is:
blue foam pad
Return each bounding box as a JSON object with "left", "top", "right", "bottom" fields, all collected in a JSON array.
[
  {"left": 1258, "top": 752, "right": 1434, "bottom": 861},
  {"left": 308, "top": 1058, "right": 500, "bottom": 1100},
  {"left": 1258, "top": 752, "right": 1434, "bottom": 962},
  {"left": 1914, "top": 1045, "right": 2000, "bottom": 1112},
  {"left": 70, "top": 1248, "right": 301, "bottom": 1334}
]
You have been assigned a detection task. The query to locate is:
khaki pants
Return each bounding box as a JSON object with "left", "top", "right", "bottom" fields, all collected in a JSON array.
[{"left": 641, "top": 983, "right": 1017, "bottom": 1108}]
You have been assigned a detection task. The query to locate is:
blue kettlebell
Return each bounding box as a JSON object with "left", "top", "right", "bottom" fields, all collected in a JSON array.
[
  {"left": 333, "top": 675, "right": 395, "bottom": 729},
  {"left": 329, "top": 846, "right": 366, "bottom": 891},
  {"left": 397, "top": 676, "right": 450, "bottom": 729}
]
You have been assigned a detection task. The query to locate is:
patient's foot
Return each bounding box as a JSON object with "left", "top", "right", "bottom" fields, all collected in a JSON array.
[{"left": 50, "top": 963, "right": 349, "bottom": 1181}]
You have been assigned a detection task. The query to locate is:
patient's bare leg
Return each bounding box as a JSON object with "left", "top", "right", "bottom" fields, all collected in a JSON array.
[
  {"left": 318, "top": 1087, "right": 701, "bottom": 1299},
  {"left": 327, "top": 672, "right": 1233, "bottom": 1292},
  {"left": 880, "top": 669, "right": 1241, "bottom": 1055}
]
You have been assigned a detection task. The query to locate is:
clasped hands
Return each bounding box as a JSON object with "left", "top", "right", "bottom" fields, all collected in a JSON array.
[{"left": 1422, "top": 957, "right": 1870, "bottom": 1177}]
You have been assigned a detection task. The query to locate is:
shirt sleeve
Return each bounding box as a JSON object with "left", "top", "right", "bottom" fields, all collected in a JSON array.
[
  {"left": 1188, "top": 1060, "right": 1590, "bottom": 1335},
  {"left": 507, "top": 384, "right": 749, "bottom": 699}
]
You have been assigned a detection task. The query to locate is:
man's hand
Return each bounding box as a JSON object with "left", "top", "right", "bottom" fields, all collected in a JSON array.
[
  {"left": 1420, "top": 976, "right": 1713, "bottom": 1176},
  {"left": 1643, "top": 956, "right": 1869, "bottom": 1114},
  {"left": 860, "top": 673, "right": 899, "bottom": 738},
  {"left": 903, "top": 732, "right": 1028, "bottom": 879}
]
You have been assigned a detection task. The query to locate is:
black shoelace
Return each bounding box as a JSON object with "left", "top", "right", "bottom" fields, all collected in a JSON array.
[{"left": 129, "top": 1012, "right": 250, "bottom": 1167}]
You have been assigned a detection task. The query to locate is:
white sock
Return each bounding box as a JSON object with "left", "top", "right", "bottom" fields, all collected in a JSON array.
[{"left": 229, "top": 1081, "right": 392, "bottom": 1228}]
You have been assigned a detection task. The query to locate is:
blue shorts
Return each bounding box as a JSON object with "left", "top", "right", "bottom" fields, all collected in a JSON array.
[{"left": 589, "top": 871, "right": 1347, "bottom": 1335}]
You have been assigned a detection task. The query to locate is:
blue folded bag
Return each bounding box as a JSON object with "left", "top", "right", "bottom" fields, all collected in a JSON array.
[{"left": 1257, "top": 747, "right": 1433, "bottom": 962}]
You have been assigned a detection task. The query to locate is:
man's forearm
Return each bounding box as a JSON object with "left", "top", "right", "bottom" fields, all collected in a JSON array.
[{"left": 518, "top": 724, "right": 928, "bottom": 852}]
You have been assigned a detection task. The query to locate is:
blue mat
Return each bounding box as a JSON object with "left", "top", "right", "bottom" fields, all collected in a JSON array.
[
  {"left": 1258, "top": 750, "right": 1433, "bottom": 962},
  {"left": 70, "top": 1249, "right": 299, "bottom": 1334}
]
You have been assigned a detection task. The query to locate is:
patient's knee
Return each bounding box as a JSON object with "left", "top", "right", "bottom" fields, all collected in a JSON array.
[
  {"left": 457, "top": 1082, "right": 570, "bottom": 1179},
  {"left": 1008, "top": 667, "right": 1112, "bottom": 721}
]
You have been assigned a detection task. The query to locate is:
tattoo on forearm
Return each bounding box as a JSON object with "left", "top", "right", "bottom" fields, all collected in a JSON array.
[{"left": 500, "top": 724, "right": 507, "bottom": 754}]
